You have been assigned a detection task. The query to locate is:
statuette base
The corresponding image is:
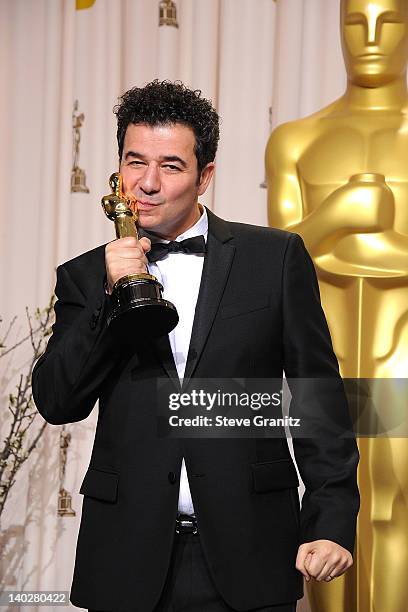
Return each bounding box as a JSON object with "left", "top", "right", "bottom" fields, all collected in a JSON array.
[{"left": 108, "top": 274, "right": 178, "bottom": 337}]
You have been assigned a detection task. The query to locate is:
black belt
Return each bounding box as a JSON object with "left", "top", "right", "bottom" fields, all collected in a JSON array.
[{"left": 176, "top": 513, "right": 198, "bottom": 535}]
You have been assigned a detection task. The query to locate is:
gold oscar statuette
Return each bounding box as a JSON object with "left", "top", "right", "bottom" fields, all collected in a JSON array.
[
  {"left": 101, "top": 173, "right": 178, "bottom": 337},
  {"left": 266, "top": 1, "right": 408, "bottom": 610},
  {"left": 71, "top": 100, "right": 90, "bottom": 193},
  {"left": 57, "top": 426, "right": 76, "bottom": 517},
  {"left": 159, "top": 0, "right": 179, "bottom": 28}
]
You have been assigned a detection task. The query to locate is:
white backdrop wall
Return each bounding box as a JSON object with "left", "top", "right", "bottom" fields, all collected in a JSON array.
[{"left": 0, "top": 1, "right": 346, "bottom": 610}]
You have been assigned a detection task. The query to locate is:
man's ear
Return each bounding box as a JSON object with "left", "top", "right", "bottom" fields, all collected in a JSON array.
[{"left": 197, "top": 162, "right": 215, "bottom": 196}]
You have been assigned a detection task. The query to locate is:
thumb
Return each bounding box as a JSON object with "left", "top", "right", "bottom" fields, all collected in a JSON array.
[{"left": 139, "top": 237, "right": 151, "bottom": 253}]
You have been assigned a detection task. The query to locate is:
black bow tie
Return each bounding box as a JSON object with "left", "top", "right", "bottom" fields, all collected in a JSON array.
[{"left": 147, "top": 235, "right": 206, "bottom": 263}]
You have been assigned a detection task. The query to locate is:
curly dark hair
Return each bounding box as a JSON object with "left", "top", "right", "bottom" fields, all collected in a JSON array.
[{"left": 114, "top": 80, "right": 220, "bottom": 176}]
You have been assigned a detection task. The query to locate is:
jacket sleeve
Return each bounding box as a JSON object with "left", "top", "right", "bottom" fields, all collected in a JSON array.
[
  {"left": 282, "top": 232, "right": 360, "bottom": 554},
  {"left": 32, "top": 263, "right": 121, "bottom": 425}
]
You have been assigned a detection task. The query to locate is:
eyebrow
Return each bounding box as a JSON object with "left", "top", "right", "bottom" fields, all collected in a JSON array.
[{"left": 124, "top": 150, "right": 187, "bottom": 167}]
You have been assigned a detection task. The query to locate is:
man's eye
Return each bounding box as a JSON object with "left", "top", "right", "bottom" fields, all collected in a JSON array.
[
  {"left": 129, "top": 160, "right": 145, "bottom": 166},
  {"left": 163, "top": 164, "right": 181, "bottom": 171}
]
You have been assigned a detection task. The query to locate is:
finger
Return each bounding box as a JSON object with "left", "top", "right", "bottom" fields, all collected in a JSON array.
[
  {"left": 325, "top": 559, "right": 341, "bottom": 581},
  {"left": 303, "top": 552, "right": 313, "bottom": 581},
  {"left": 113, "top": 236, "right": 139, "bottom": 247},
  {"left": 305, "top": 552, "right": 327, "bottom": 579},
  {"left": 124, "top": 190, "right": 136, "bottom": 203},
  {"left": 108, "top": 265, "right": 147, "bottom": 287},
  {"left": 139, "top": 237, "right": 152, "bottom": 253},
  {"left": 315, "top": 560, "right": 335, "bottom": 582},
  {"left": 320, "top": 552, "right": 351, "bottom": 581},
  {"left": 296, "top": 548, "right": 312, "bottom": 581},
  {"left": 125, "top": 192, "right": 138, "bottom": 215},
  {"left": 107, "top": 240, "right": 147, "bottom": 257},
  {"left": 333, "top": 557, "right": 352, "bottom": 578},
  {"left": 115, "top": 247, "right": 147, "bottom": 260},
  {"left": 106, "top": 238, "right": 139, "bottom": 253},
  {"left": 315, "top": 552, "right": 343, "bottom": 581}
]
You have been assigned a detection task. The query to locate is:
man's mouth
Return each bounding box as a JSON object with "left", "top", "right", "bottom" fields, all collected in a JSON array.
[{"left": 136, "top": 200, "right": 161, "bottom": 210}]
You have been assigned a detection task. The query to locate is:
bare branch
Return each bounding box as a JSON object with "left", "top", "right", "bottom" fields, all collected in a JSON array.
[{"left": 0, "top": 298, "right": 55, "bottom": 518}]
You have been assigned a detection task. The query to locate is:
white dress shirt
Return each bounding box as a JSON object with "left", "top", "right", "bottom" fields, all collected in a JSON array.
[{"left": 148, "top": 206, "right": 208, "bottom": 516}]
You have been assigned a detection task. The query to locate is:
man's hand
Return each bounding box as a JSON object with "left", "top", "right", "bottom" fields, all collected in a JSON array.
[
  {"left": 296, "top": 540, "right": 353, "bottom": 582},
  {"left": 105, "top": 236, "right": 151, "bottom": 294}
]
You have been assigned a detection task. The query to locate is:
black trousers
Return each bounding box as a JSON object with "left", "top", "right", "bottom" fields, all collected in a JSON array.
[
  {"left": 89, "top": 532, "right": 297, "bottom": 612},
  {"left": 154, "top": 532, "right": 297, "bottom": 612}
]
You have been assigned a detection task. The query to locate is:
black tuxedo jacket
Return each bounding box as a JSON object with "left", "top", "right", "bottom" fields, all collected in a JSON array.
[{"left": 32, "top": 210, "right": 359, "bottom": 612}]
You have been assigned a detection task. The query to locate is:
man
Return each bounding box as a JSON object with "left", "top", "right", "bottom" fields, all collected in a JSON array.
[{"left": 32, "top": 80, "right": 359, "bottom": 612}]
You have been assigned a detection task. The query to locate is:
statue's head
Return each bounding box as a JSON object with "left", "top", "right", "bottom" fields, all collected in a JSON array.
[
  {"left": 109, "top": 172, "right": 122, "bottom": 196},
  {"left": 341, "top": 0, "right": 408, "bottom": 86}
]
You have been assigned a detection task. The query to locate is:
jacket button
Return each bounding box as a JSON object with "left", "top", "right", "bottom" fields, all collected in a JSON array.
[
  {"left": 168, "top": 471, "right": 177, "bottom": 484},
  {"left": 90, "top": 314, "right": 99, "bottom": 330}
]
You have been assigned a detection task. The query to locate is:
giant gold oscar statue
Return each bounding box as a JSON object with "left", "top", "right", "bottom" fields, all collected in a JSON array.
[{"left": 266, "top": 1, "right": 408, "bottom": 611}]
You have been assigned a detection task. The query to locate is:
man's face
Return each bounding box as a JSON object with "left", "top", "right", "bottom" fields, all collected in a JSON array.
[
  {"left": 341, "top": 0, "right": 408, "bottom": 86},
  {"left": 119, "top": 123, "right": 214, "bottom": 240}
]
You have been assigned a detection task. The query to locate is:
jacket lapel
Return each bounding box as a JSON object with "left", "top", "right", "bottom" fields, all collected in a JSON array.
[
  {"left": 153, "top": 334, "right": 179, "bottom": 385},
  {"left": 182, "top": 209, "right": 235, "bottom": 383}
]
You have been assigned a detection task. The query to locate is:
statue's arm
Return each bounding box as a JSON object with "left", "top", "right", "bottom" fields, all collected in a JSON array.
[
  {"left": 266, "top": 124, "right": 304, "bottom": 230},
  {"left": 266, "top": 123, "right": 387, "bottom": 256},
  {"left": 266, "top": 124, "right": 333, "bottom": 254}
]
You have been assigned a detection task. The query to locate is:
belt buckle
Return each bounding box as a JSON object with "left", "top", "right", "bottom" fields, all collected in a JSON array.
[{"left": 176, "top": 514, "right": 198, "bottom": 535}]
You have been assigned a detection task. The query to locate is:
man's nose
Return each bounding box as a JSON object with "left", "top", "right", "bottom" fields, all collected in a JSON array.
[{"left": 139, "top": 163, "right": 161, "bottom": 194}]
